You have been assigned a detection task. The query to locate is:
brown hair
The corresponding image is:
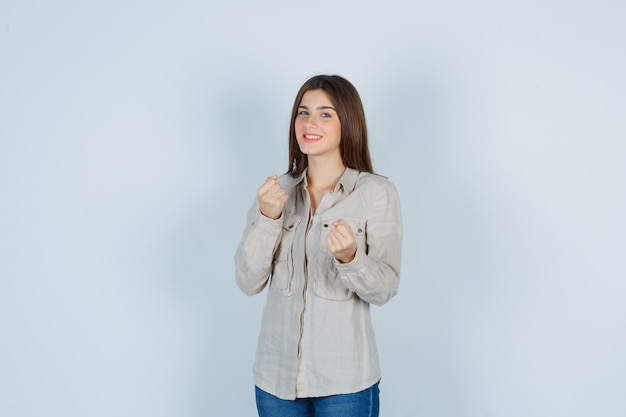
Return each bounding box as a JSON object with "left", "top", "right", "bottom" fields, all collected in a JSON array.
[{"left": 287, "top": 75, "right": 374, "bottom": 177}]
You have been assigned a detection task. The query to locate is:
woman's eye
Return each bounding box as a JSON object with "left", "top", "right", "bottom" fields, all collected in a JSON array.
[
  {"left": 321, "top": 113, "right": 331, "bottom": 118},
  {"left": 298, "top": 110, "right": 309, "bottom": 116}
]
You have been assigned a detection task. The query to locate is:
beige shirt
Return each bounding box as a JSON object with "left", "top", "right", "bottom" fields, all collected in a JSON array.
[{"left": 235, "top": 167, "right": 402, "bottom": 400}]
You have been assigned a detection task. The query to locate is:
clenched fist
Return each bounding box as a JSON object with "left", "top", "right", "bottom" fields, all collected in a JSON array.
[
  {"left": 325, "top": 219, "right": 357, "bottom": 264},
  {"left": 257, "top": 175, "right": 288, "bottom": 220}
]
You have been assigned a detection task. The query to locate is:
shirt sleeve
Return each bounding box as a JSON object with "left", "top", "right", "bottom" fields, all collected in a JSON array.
[
  {"left": 234, "top": 199, "right": 284, "bottom": 296},
  {"left": 335, "top": 179, "right": 403, "bottom": 306}
]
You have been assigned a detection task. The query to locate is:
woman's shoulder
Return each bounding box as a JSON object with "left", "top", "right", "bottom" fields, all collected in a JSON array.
[
  {"left": 355, "top": 171, "right": 397, "bottom": 192},
  {"left": 353, "top": 171, "right": 401, "bottom": 209}
]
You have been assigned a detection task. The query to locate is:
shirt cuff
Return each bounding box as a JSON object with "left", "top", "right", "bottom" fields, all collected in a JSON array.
[
  {"left": 334, "top": 248, "right": 365, "bottom": 272},
  {"left": 253, "top": 210, "right": 284, "bottom": 234}
]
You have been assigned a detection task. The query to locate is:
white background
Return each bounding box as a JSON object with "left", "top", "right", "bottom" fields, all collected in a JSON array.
[{"left": 1, "top": 1, "right": 625, "bottom": 416}]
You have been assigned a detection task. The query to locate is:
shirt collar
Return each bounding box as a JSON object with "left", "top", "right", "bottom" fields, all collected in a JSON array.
[{"left": 337, "top": 167, "right": 359, "bottom": 194}]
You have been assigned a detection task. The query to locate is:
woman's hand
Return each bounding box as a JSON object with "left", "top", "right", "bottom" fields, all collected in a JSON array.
[
  {"left": 325, "top": 220, "right": 357, "bottom": 263},
  {"left": 257, "top": 175, "right": 288, "bottom": 220}
]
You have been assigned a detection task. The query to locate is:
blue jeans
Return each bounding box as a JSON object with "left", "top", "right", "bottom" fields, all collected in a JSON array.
[{"left": 255, "top": 383, "right": 380, "bottom": 417}]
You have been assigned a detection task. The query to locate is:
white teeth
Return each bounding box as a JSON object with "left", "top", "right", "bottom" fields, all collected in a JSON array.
[{"left": 305, "top": 135, "right": 321, "bottom": 139}]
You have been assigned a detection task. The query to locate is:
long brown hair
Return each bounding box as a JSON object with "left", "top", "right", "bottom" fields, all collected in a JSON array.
[{"left": 287, "top": 75, "right": 374, "bottom": 177}]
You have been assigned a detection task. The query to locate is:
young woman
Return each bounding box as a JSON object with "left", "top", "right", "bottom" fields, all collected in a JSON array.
[{"left": 235, "top": 74, "right": 402, "bottom": 417}]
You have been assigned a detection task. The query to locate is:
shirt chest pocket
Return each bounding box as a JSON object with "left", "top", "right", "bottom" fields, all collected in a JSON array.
[
  {"left": 314, "top": 217, "right": 367, "bottom": 301},
  {"left": 270, "top": 215, "right": 302, "bottom": 296}
]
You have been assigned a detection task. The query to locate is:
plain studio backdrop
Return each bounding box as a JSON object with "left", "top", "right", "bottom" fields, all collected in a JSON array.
[{"left": 1, "top": 1, "right": 624, "bottom": 416}]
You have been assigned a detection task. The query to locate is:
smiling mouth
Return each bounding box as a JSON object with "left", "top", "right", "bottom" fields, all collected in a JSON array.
[{"left": 303, "top": 134, "right": 322, "bottom": 143}]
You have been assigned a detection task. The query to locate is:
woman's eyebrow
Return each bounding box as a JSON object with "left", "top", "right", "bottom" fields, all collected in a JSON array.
[{"left": 298, "top": 105, "right": 337, "bottom": 111}]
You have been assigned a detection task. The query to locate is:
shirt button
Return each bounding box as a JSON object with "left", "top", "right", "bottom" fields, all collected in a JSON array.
[
  {"left": 357, "top": 228, "right": 363, "bottom": 233},
  {"left": 323, "top": 224, "right": 329, "bottom": 228}
]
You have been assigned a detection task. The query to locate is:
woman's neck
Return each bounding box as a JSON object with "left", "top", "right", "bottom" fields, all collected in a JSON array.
[{"left": 306, "top": 157, "right": 346, "bottom": 191}]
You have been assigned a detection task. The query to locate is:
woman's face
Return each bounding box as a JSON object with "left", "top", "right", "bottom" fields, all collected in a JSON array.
[{"left": 294, "top": 89, "right": 342, "bottom": 161}]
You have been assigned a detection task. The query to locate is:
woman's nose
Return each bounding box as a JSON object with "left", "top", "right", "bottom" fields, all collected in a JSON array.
[{"left": 305, "top": 116, "right": 318, "bottom": 129}]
